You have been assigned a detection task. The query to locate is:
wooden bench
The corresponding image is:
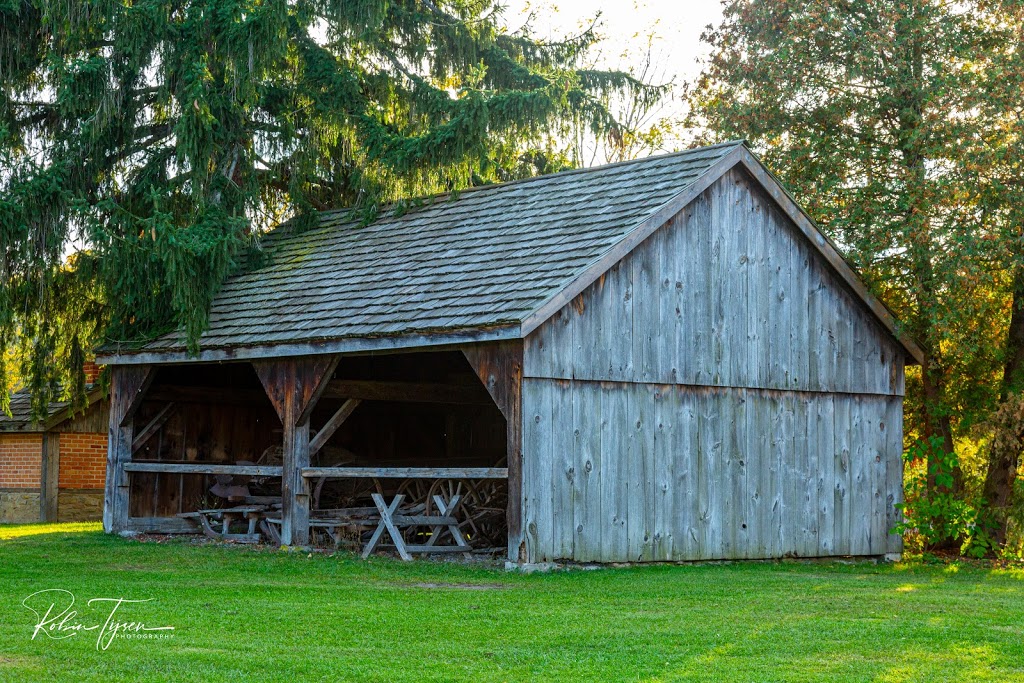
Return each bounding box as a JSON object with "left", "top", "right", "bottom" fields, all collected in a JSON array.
[
  {"left": 262, "top": 507, "right": 380, "bottom": 548},
  {"left": 177, "top": 505, "right": 266, "bottom": 543},
  {"left": 362, "top": 493, "right": 471, "bottom": 561}
]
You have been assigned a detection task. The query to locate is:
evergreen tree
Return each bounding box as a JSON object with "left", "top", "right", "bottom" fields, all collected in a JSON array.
[
  {"left": 689, "top": 0, "right": 1022, "bottom": 550},
  {"left": 0, "top": 0, "right": 658, "bottom": 416}
]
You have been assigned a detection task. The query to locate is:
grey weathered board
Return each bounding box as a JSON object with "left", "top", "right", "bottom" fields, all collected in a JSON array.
[
  {"left": 520, "top": 168, "right": 906, "bottom": 563},
  {"left": 522, "top": 380, "right": 902, "bottom": 563},
  {"left": 524, "top": 169, "right": 907, "bottom": 397}
]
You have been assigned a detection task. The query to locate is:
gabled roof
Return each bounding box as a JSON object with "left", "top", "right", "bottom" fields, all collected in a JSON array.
[
  {"left": 98, "top": 141, "right": 924, "bottom": 365},
  {"left": 0, "top": 385, "right": 104, "bottom": 432}
]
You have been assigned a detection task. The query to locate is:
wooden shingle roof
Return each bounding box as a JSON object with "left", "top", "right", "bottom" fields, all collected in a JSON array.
[
  {"left": 99, "top": 141, "right": 924, "bottom": 365},
  {"left": 0, "top": 386, "right": 102, "bottom": 432}
]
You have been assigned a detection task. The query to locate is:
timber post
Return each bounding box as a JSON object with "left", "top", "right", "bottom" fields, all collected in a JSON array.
[
  {"left": 254, "top": 355, "right": 338, "bottom": 547},
  {"left": 103, "top": 364, "right": 154, "bottom": 533},
  {"left": 39, "top": 432, "right": 59, "bottom": 523},
  {"left": 463, "top": 340, "right": 525, "bottom": 563}
]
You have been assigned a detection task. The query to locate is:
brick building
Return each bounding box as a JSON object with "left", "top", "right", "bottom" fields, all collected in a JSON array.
[{"left": 0, "top": 363, "right": 110, "bottom": 523}]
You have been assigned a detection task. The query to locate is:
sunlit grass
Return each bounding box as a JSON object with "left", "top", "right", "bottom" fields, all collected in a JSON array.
[
  {"left": 0, "top": 523, "right": 1022, "bottom": 682},
  {"left": 0, "top": 521, "right": 101, "bottom": 540}
]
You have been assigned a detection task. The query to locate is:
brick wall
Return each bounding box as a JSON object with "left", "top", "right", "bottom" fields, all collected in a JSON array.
[
  {"left": 0, "top": 433, "right": 43, "bottom": 489},
  {"left": 59, "top": 432, "right": 108, "bottom": 489},
  {"left": 83, "top": 361, "right": 102, "bottom": 385}
]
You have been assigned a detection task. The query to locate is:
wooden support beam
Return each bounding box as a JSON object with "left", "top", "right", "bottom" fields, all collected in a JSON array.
[
  {"left": 309, "top": 399, "right": 361, "bottom": 455},
  {"left": 145, "top": 386, "right": 269, "bottom": 406},
  {"left": 462, "top": 340, "right": 524, "bottom": 562},
  {"left": 39, "top": 432, "right": 59, "bottom": 523},
  {"left": 301, "top": 467, "right": 508, "bottom": 479},
  {"left": 124, "top": 462, "right": 284, "bottom": 476},
  {"left": 131, "top": 402, "right": 176, "bottom": 453},
  {"left": 253, "top": 356, "right": 338, "bottom": 547},
  {"left": 321, "top": 379, "right": 493, "bottom": 405},
  {"left": 103, "top": 365, "right": 154, "bottom": 534}
]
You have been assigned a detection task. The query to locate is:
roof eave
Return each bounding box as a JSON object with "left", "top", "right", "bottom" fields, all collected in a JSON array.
[{"left": 96, "top": 324, "right": 521, "bottom": 366}]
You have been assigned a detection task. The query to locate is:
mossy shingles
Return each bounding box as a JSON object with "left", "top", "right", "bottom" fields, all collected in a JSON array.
[{"left": 139, "top": 143, "right": 740, "bottom": 353}]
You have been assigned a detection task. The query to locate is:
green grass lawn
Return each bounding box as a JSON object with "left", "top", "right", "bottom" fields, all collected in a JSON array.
[{"left": 1, "top": 524, "right": 1023, "bottom": 682}]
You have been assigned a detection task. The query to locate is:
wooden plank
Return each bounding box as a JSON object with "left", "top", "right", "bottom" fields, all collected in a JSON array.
[
  {"left": 301, "top": 467, "right": 508, "bottom": 479},
  {"left": 833, "top": 395, "right": 852, "bottom": 556},
  {"left": 850, "top": 397, "right": 872, "bottom": 555},
  {"left": 309, "top": 399, "right": 361, "bottom": 455},
  {"left": 672, "top": 388, "right": 698, "bottom": 560},
  {"left": 725, "top": 390, "right": 745, "bottom": 558},
  {"left": 767, "top": 394, "right": 784, "bottom": 558},
  {"left": 403, "top": 545, "right": 472, "bottom": 553},
  {"left": 699, "top": 391, "right": 725, "bottom": 558},
  {"left": 652, "top": 385, "right": 674, "bottom": 561},
  {"left": 39, "top": 432, "right": 59, "bottom": 523},
  {"left": 392, "top": 515, "right": 459, "bottom": 526},
  {"left": 748, "top": 392, "right": 769, "bottom": 558},
  {"left": 126, "top": 516, "right": 197, "bottom": 534},
  {"left": 550, "top": 380, "right": 575, "bottom": 561},
  {"left": 727, "top": 173, "right": 749, "bottom": 388},
  {"left": 462, "top": 340, "right": 524, "bottom": 562},
  {"left": 885, "top": 396, "right": 905, "bottom": 557},
  {"left": 254, "top": 356, "right": 338, "bottom": 547},
  {"left": 622, "top": 385, "right": 647, "bottom": 561},
  {"left": 99, "top": 325, "right": 521, "bottom": 366},
  {"left": 691, "top": 193, "right": 713, "bottom": 385},
  {"left": 798, "top": 395, "right": 817, "bottom": 557},
  {"left": 126, "top": 463, "right": 284, "bottom": 476},
  {"left": 321, "top": 380, "right": 491, "bottom": 406},
  {"left": 868, "top": 398, "right": 888, "bottom": 555},
  {"left": 661, "top": 213, "right": 685, "bottom": 385},
  {"left": 523, "top": 307, "right": 572, "bottom": 379},
  {"left": 103, "top": 364, "right": 154, "bottom": 534},
  {"left": 709, "top": 177, "right": 728, "bottom": 386},
  {"left": 535, "top": 381, "right": 555, "bottom": 562},
  {"left": 131, "top": 402, "right": 176, "bottom": 453},
  {"left": 632, "top": 224, "right": 660, "bottom": 383},
  {"left": 522, "top": 378, "right": 551, "bottom": 561},
  {"left": 573, "top": 382, "right": 601, "bottom": 562},
  {"left": 602, "top": 383, "right": 627, "bottom": 562},
  {"left": 144, "top": 386, "right": 268, "bottom": 406},
  {"left": 816, "top": 394, "right": 835, "bottom": 557}
]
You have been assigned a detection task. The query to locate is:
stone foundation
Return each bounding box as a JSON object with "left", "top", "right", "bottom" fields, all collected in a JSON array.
[
  {"left": 57, "top": 489, "right": 104, "bottom": 522},
  {"left": 0, "top": 488, "right": 104, "bottom": 524},
  {"left": 0, "top": 489, "right": 40, "bottom": 523}
]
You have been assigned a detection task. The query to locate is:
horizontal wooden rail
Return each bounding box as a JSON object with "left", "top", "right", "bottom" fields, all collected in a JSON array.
[
  {"left": 124, "top": 462, "right": 283, "bottom": 476},
  {"left": 321, "top": 380, "right": 493, "bottom": 405},
  {"left": 301, "top": 467, "right": 508, "bottom": 479},
  {"left": 126, "top": 517, "right": 199, "bottom": 534}
]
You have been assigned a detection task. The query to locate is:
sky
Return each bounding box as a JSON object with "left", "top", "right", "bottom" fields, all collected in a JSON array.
[
  {"left": 500, "top": 1, "right": 724, "bottom": 84},
  {"left": 498, "top": 1, "right": 725, "bottom": 157}
]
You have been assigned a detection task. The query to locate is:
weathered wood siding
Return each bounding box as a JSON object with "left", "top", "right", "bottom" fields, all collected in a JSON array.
[{"left": 522, "top": 168, "right": 906, "bottom": 562}]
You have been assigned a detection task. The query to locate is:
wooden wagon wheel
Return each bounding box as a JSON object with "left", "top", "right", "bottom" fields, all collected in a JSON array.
[
  {"left": 423, "top": 479, "right": 479, "bottom": 544},
  {"left": 466, "top": 478, "right": 508, "bottom": 548}
]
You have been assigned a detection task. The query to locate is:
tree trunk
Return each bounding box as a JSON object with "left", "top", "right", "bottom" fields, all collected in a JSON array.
[{"left": 983, "top": 261, "right": 1024, "bottom": 545}]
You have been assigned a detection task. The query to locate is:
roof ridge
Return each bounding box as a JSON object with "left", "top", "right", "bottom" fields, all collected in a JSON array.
[{"left": 312, "top": 140, "right": 747, "bottom": 223}]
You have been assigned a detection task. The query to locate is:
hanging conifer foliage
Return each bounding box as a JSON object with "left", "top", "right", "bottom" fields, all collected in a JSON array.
[{"left": 0, "top": 0, "right": 661, "bottom": 417}]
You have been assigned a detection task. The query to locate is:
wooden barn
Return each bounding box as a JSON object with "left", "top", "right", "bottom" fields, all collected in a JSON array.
[{"left": 97, "top": 141, "right": 921, "bottom": 563}]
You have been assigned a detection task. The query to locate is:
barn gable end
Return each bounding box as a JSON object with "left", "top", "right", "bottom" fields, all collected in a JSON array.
[{"left": 520, "top": 167, "right": 905, "bottom": 563}]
